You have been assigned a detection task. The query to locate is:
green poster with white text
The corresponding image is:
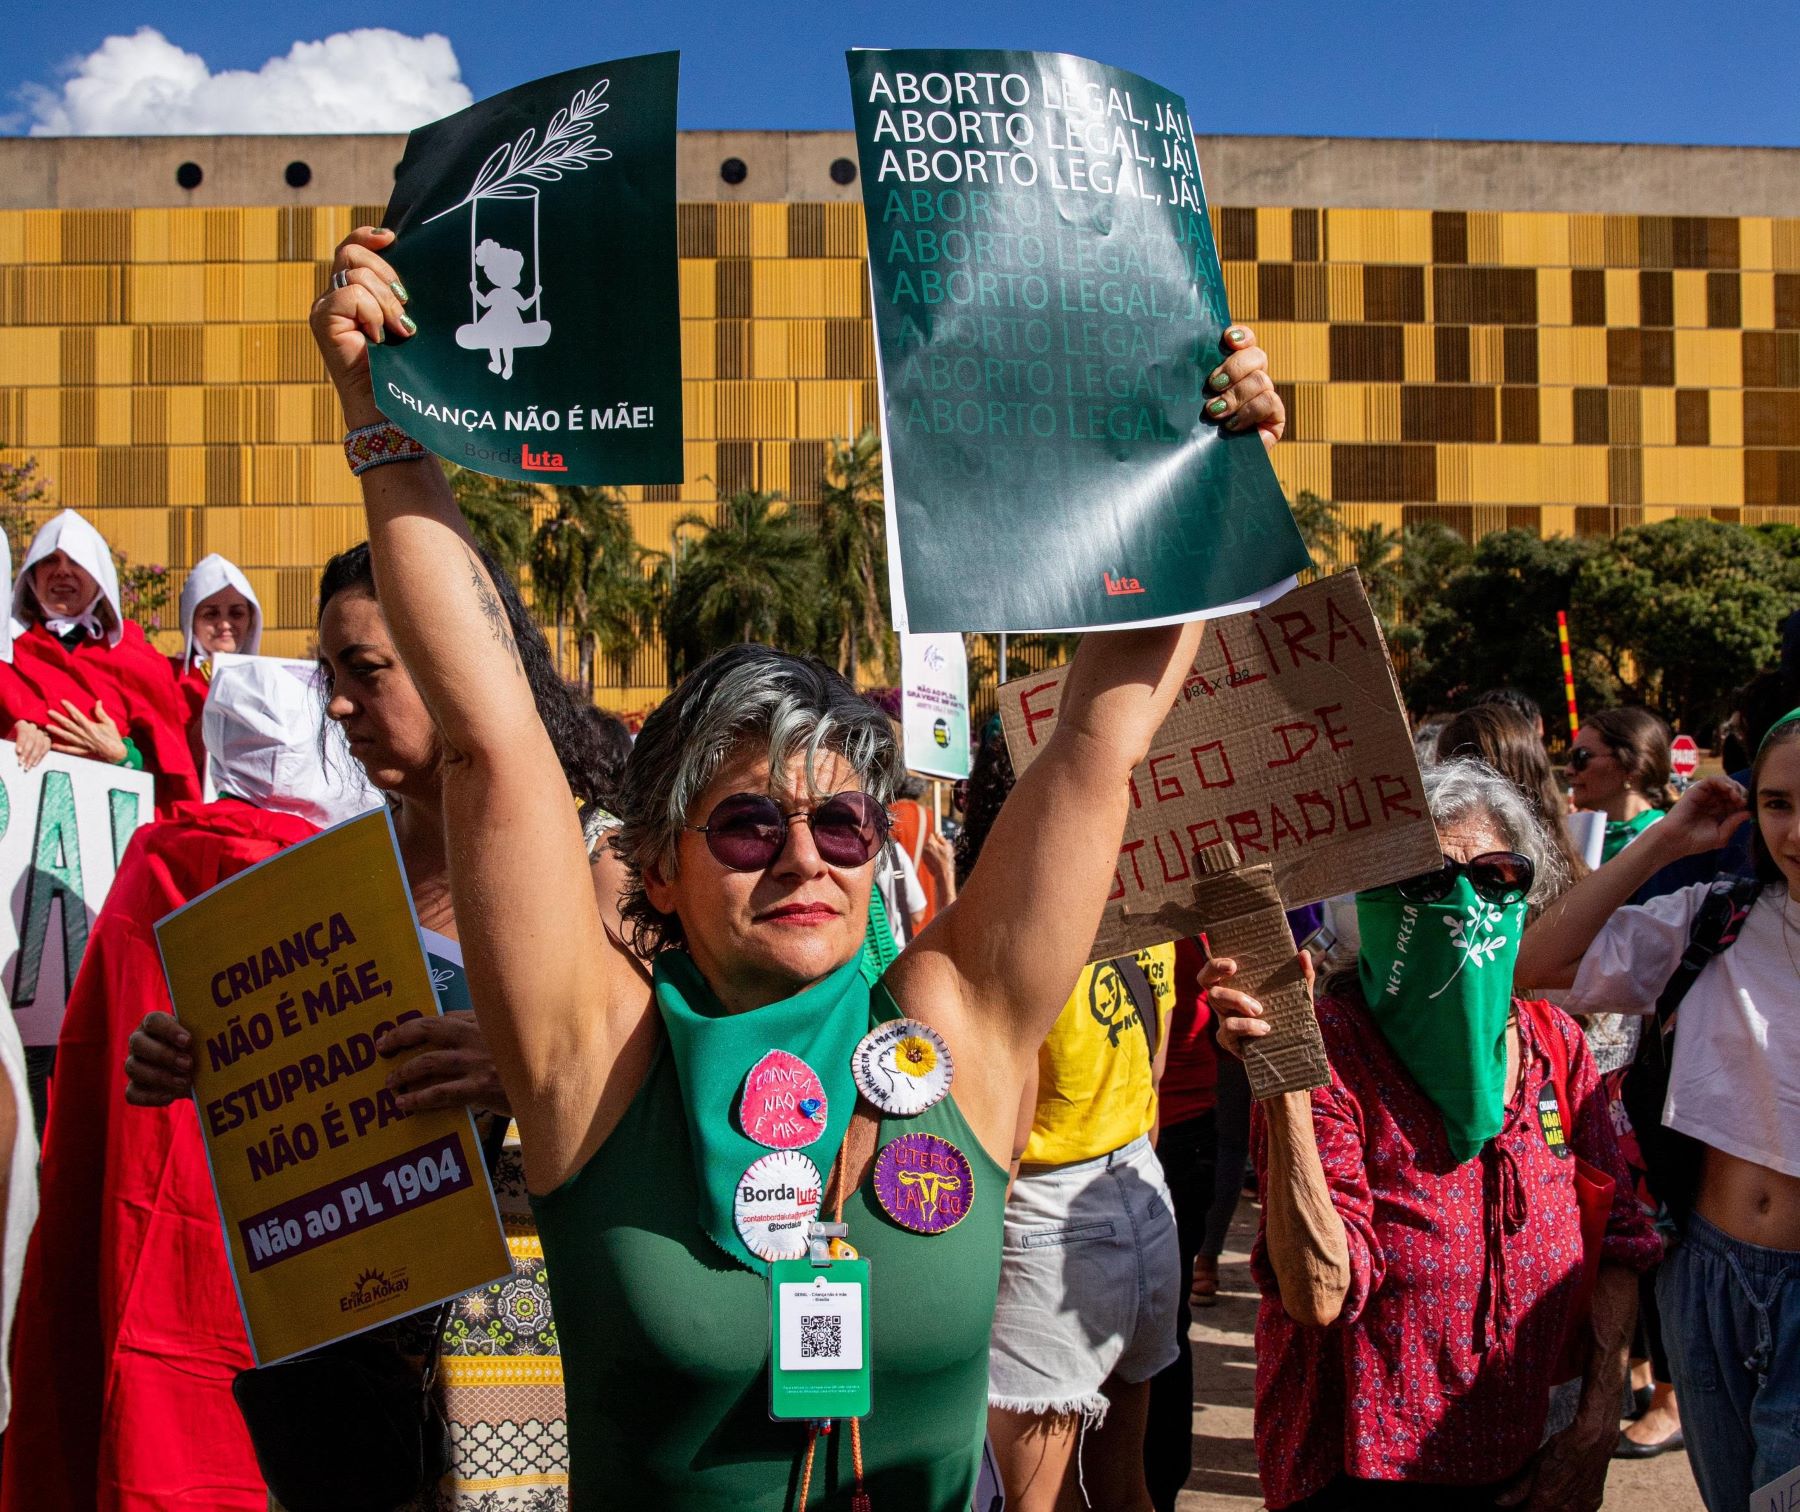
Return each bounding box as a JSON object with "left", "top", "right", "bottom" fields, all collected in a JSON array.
[
  {"left": 847, "top": 50, "right": 1310, "bottom": 633},
  {"left": 371, "top": 53, "right": 682, "bottom": 486}
]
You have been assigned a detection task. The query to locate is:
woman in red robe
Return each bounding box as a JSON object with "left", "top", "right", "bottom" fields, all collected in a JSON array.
[
  {"left": 170, "top": 553, "right": 263, "bottom": 775},
  {"left": 0, "top": 658, "right": 376, "bottom": 1512},
  {"left": 9, "top": 510, "right": 199, "bottom": 810}
]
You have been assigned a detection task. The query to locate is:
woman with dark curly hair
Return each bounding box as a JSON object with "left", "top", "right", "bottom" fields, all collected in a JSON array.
[{"left": 120, "top": 541, "right": 615, "bottom": 1512}]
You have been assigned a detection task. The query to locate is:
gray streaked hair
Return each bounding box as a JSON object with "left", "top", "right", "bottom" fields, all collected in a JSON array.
[
  {"left": 613, "top": 643, "right": 902, "bottom": 955},
  {"left": 1422, "top": 755, "right": 1566, "bottom": 906}
]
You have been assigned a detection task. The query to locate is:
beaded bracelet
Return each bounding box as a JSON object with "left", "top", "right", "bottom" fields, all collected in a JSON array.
[{"left": 344, "top": 421, "right": 428, "bottom": 476}]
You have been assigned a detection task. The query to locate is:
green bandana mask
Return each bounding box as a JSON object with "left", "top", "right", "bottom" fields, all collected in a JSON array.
[
  {"left": 1601, "top": 808, "right": 1662, "bottom": 864},
  {"left": 653, "top": 950, "right": 870, "bottom": 1273},
  {"left": 1357, "top": 877, "right": 1526, "bottom": 1163}
]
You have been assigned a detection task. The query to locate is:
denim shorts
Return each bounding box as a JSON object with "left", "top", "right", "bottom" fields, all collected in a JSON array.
[{"left": 987, "top": 1134, "right": 1181, "bottom": 1422}]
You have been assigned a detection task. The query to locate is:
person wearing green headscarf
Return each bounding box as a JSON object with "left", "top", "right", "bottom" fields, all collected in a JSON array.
[{"left": 1207, "top": 757, "right": 1660, "bottom": 1512}]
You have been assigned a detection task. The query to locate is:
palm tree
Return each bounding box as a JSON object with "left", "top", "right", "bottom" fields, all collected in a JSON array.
[
  {"left": 1343, "top": 522, "right": 1403, "bottom": 621},
  {"left": 815, "top": 428, "right": 888, "bottom": 683},
  {"left": 661, "top": 490, "right": 822, "bottom": 680},
  {"left": 444, "top": 463, "right": 536, "bottom": 578},
  {"left": 574, "top": 501, "right": 664, "bottom": 691},
  {"left": 1290, "top": 489, "right": 1345, "bottom": 574}
]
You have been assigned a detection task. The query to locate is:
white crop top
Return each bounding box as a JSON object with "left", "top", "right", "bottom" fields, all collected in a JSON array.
[{"left": 1564, "top": 882, "right": 1800, "bottom": 1179}]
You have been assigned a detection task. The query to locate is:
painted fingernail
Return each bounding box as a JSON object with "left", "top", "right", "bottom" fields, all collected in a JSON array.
[
  {"left": 390, "top": 279, "right": 410, "bottom": 303},
  {"left": 1206, "top": 397, "right": 1228, "bottom": 416},
  {"left": 372, "top": 325, "right": 385, "bottom": 344},
  {"left": 1208, "top": 370, "right": 1231, "bottom": 391},
  {"left": 1227, "top": 327, "right": 1247, "bottom": 343},
  {"left": 399, "top": 314, "right": 418, "bottom": 335}
]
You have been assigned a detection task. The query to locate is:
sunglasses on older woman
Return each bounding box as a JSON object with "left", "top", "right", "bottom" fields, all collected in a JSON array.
[
  {"left": 687, "top": 791, "right": 890, "bottom": 872},
  {"left": 1392, "top": 851, "right": 1535, "bottom": 906}
]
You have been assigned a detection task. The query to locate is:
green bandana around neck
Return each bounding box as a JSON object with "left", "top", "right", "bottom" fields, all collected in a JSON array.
[
  {"left": 1601, "top": 807, "right": 1661, "bottom": 863},
  {"left": 1356, "top": 876, "right": 1526, "bottom": 1163},
  {"left": 653, "top": 949, "right": 870, "bottom": 1273}
]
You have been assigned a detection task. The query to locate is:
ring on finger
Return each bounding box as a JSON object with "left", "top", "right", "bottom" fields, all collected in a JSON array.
[{"left": 332, "top": 269, "right": 352, "bottom": 291}]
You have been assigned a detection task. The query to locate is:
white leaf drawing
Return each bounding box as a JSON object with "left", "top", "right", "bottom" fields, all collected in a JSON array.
[{"left": 423, "top": 81, "right": 613, "bottom": 224}]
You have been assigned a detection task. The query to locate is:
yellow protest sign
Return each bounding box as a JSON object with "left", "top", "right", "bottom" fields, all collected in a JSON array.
[{"left": 156, "top": 808, "right": 509, "bottom": 1364}]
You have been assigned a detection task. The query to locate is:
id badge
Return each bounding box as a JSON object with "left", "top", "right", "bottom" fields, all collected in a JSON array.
[{"left": 768, "top": 1258, "right": 873, "bottom": 1420}]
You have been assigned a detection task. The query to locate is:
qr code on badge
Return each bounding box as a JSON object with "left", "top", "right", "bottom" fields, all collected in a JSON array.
[{"left": 799, "top": 1313, "right": 843, "bottom": 1360}]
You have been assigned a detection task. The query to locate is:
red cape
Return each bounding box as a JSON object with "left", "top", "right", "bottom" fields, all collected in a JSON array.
[
  {"left": 13, "top": 623, "right": 200, "bottom": 812},
  {"left": 170, "top": 657, "right": 209, "bottom": 777},
  {"left": 0, "top": 799, "right": 318, "bottom": 1512}
]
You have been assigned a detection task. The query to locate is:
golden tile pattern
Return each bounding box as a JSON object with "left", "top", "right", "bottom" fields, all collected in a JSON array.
[{"left": 3, "top": 201, "right": 1799, "bottom": 700}]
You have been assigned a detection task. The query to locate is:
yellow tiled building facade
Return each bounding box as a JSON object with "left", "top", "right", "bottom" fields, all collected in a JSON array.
[{"left": 2, "top": 133, "right": 1798, "bottom": 706}]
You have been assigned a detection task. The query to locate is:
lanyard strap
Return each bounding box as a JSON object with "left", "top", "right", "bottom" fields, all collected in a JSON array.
[{"left": 797, "top": 1100, "right": 881, "bottom": 1512}]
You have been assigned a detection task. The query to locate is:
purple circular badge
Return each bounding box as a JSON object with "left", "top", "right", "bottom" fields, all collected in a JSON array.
[{"left": 873, "top": 1132, "right": 974, "bottom": 1235}]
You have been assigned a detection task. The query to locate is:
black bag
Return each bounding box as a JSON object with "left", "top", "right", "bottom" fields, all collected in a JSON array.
[
  {"left": 1621, "top": 872, "right": 1761, "bottom": 1234},
  {"left": 231, "top": 1316, "right": 452, "bottom": 1512}
]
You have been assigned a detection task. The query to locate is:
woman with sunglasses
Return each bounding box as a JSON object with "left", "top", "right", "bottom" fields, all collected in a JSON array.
[
  {"left": 309, "top": 224, "right": 1284, "bottom": 1510},
  {"left": 1213, "top": 758, "right": 1660, "bottom": 1512},
  {"left": 1567, "top": 708, "right": 1676, "bottom": 863},
  {"left": 1517, "top": 720, "right": 1800, "bottom": 1511}
]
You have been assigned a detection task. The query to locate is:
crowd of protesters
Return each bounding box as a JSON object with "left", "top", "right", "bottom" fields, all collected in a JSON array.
[{"left": 0, "top": 216, "right": 1786, "bottom": 1512}]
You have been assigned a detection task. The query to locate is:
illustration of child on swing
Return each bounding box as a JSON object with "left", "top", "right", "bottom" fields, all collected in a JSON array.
[{"left": 455, "top": 238, "right": 551, "bottom": 379}]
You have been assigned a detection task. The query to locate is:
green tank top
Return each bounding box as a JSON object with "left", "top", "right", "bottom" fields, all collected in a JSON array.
[{"left": 529, "top": 982, "right": 1004, "bottom": 1510}]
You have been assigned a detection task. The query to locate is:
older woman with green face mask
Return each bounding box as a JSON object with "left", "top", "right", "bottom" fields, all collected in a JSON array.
[{"left": 1210, "top": 758, "right": 1662, "bottom": 1512}]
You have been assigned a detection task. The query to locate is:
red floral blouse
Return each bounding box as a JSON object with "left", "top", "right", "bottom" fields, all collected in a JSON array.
[{"left": 1249, "top": 994, "right": 1660, "bottom": 1508}]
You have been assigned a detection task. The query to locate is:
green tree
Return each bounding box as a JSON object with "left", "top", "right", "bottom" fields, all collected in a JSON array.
[
  {"left": 1409, "top": 528, "right": 1601, "bottom": 720},
  {"left": 1290, "top": 489, "right": 1344, "bottom": 574},
  {"left": 444, "top": 463, "right": 536, "bottom": 578},
  {"left": 1572, "top": 518, "right": 1798, "bottom": 732},
  {"left": 815, "top": 428, "right": 889, "bottom": 682},
  {"left": 0, "top": 457, "right": 51, "bottom": 544},
  {"left": 660, "top": 490, "right": 822, "bottom": 680}
]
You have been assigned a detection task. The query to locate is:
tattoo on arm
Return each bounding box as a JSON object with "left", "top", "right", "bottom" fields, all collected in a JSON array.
[{"left": 465, "top": 548, "right": 522, "bottom": 676}]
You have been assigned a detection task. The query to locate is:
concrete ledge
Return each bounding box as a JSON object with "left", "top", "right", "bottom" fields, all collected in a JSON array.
[{"left": 2, "top": 130, "right": 1797, "bottom": 216}]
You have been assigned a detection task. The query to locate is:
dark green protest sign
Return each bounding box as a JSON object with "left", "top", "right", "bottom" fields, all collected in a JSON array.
[
  {"left": 371, "top": 53, "right": 682, "bottom": 486},
  {"left": 847, "top": 50, "right": 1310, "bottom": 633}
]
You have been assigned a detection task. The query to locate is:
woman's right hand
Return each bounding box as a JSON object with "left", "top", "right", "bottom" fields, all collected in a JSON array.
[
  {"left": 125, "top": 1012, "right": 195, "bottom": 1106},
  {"left": 12, "top": 720, "right": 50, "bottom": 770},
  {"left": 1210, "top": 951, "right": 1315, "bottom": 1062},
  {"left": 308, "top": 227, "right": 414, "bottom": 423},
  {"left": 1655, "top": 773, "right": 1749, "bottom": 856}
]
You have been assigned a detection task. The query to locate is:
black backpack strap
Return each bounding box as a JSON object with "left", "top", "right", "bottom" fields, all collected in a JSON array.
[
  {"left": 1113, "top": 954, "right": 1161, "bottom": 1065},
  {"left": 1650, "top": 873, "right": 1762, "bottom": 1067}
]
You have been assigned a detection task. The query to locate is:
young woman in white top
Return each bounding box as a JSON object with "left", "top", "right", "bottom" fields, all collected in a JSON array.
[{"left": 1516, "top": 712, "right": 1800, "bottom": 1511}]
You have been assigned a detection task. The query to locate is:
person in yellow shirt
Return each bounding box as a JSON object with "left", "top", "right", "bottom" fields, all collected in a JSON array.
[{"left": 957, "top": 736, "right": 1180, "bottom": 1512}]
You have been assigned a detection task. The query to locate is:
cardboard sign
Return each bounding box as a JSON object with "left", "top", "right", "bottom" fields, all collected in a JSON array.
[
  {"left": 846, "top": 48, "right": 1310, "bottom": 633},
  {"left": 901, "top": 632, "right": 971, "bottom": 779},
  {"left": 371, "top": 53, "right": 683, "bottom": 485},
  {"left": 1194, "top": 862, "right": 1328, "bottom": 1097},
  {"left": 0, "top": 744, "right": 156, "bottom": 1046},
  {"left": 157, "top": 809, "right": 509, "bottom": 1364},
  {"left": 999, "top": 570, "right": 1441, "bottom": 961}
]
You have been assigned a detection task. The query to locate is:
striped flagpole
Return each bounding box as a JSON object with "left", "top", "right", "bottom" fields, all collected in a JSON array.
[{"left": 1557, "top": 611, "right": 1579, "bottom": 740}]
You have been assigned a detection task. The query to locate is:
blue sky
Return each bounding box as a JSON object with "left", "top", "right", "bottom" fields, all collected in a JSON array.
[{"left": 7, "top": 1, "right": 1799, "bottom": 145}]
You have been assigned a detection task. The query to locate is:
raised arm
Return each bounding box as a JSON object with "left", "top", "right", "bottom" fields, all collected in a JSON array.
[
  {"left": 1516, "top": 775, "right": 1748, "bottom": 990},
  {"left": 311, "top": 227, "right": 637, "bottom": 1187},
  {"left": 897, "top": 619, "right": 1203, "bottom": 1057}
]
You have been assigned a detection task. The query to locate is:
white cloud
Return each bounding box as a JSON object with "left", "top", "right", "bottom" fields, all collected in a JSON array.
[{"left": 22, "top": 26, "right": 472, "bottom": 135}]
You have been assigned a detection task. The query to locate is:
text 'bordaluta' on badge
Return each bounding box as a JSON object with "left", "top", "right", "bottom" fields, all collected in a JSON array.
[
  {"left": 845, "top": 50, "right": 1312, "bottom": 635},
  {"left": 370, "top": 53, "right": 683, "bottom": 486}
]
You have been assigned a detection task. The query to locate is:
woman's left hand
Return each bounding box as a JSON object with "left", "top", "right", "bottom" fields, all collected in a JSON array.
[
  {"left": 1494, "top": 1416, "right": 1612, "bottom": 1512},
  {"left": 46, "top": 700, "right": 128, "bottom": 765},
  {"left": 1201, "top": 326, "right": 1285, "bottom": 449},
  {"left": 379, "top": 1013, "right": 512, "bottom": 1117}
]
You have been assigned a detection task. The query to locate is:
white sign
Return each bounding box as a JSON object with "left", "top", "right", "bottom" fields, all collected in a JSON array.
[
  {"left": 1753, "top": 1462, "right": 1800, "bottom": 1511},
  {"left": 900, "top": 632, "right": 970, "bottom": 780},
  {"left": 0, "top": 743, "right": 156, "bottom": 1044}
]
